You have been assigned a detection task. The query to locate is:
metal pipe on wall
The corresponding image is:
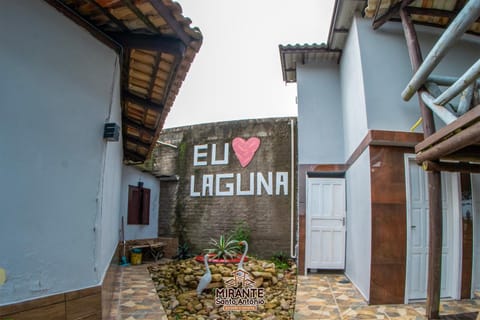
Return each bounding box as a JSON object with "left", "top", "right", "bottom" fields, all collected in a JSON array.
[{"left": 290, "top": 118, "right": 297, "bottom": 259}]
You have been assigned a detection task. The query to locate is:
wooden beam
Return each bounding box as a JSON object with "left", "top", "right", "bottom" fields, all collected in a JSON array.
[
  {"left": 473, "top": 81, "right": 480, "bottom": 107},
  {"left": 405, "top": 6, "right": 455, "bottom": 19},
  {"left": 124, "top": 136, "right": 152, "bottom": 150},
  {"left": 123, "top": 90, "right": 164, "bottom": 113},
  {"left": 144, "top": 54, "right": 181, "bottom": 158},
  {"left": 454, "top": 0, "right": 468, "bottom": 13},
  {"left": 433, "top": 59, "right": 480, "bottom": 106},
  {"left": 86, "top": 0, "right": 129, "bottom": 32},
  {"left": 121, "top": 48, "right": 131, "bottom": 92},
  {"left": 420, "top": 91, "right": 458, "bottom": 124},
  {"left": 400, "top": 8, "right": 436, "bottom": 136},
  {"left": 422, "top": 161, "right": 480, "bottom": 173},
  {"left": 441, "top": 145, "right": 480, "bottom": 162},
  {"left": 143, "top": 53, "right": 163, "bottom": 125},
  {"left": 44, "top": 0, "right": 121, "bottom": 53},
  {"left": 426, "top": 170, "right": 442, "bottom": 320},
  {"left": 372, "top": 0, "right": 415, "bottom": 30},
  {"left": 424, "top": 81, "right": 457, "bottom": 114},
  {"left": 147, "top": 53, "right": 162, "bottom": 99},
  {"left": 108, "top": 33, "right": 186, "bottom": 57},
  {"left": 458, "top": 85, "right": 474, "bottom": 115},
  {"left": 389, "top": 18, "right": 480, "bottom": 37},
  {"left": 122, "top": 118, "right": 156, "bottom": 136},
  {"left": 416, "top": 104, "right": 480, "bottom": 153},
  {"left": 122, "top": 0, "right": 158, "bottom": 33},
  {"left": 402, "top": 0, "right": 480, "bottom": 101},
  {"left": 400, "top": 8, "right": 442, "bottom": 320},
  {"left": 427, "top": 75, "right": 459, "bottom": 86},
  {"left": 416, "top": 121, "right": 480, "bottom": 164},
  {"left": 149, "top": 0, "right": 192, "bottom": 46},
  {"left": 161, "top": 54, "right": 180, "bottom": 103},
  {"left": 372, "top": 0, "right": 383, "bottom": 27},
  {"left": 405, "top": 6, "right": 480, "bottom": 23}
]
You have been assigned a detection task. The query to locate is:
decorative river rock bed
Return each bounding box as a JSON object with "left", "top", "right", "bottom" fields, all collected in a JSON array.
[{"left": 149, "top": 257, "right": 297, "bottom": 320}]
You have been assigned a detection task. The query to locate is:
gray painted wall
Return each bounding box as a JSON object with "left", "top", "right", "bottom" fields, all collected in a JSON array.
[
  {"left": 297, "top": 63, "right": 344, "bottom": 164},
  {"left": 0, "top": 1, "right": 121, "bottom": 304},
  {"left": 121, "top": 166, "right": 160, "bottom": 241},
  {"left": 344, "top": 149, "right": 372, "bottom": 301}
]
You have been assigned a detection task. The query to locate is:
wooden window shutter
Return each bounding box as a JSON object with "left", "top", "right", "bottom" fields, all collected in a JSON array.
[
  {"left": 140, "top": 188, "right": 150, "bottom": 224},
  {"left": 127, "top": 185, "right": 150, "bottom": 225}
]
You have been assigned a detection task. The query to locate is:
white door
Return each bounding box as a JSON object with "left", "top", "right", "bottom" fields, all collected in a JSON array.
[
  {"left": 405, "top": 157, "right": 460, "bottom": 301},
  {"left": 472, "top": 174, "right": 480, "bottom": 295},
  {"left": 306, "top": 178, "right": 346, "bottom": 271},
  {"left": 405, "top": 158, "right": 429, "bottom": 300}
]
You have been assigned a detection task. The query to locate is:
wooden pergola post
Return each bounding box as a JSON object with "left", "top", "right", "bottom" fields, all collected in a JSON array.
[{"left": 400, "top": 7, "right": 443, "bottom": 320}]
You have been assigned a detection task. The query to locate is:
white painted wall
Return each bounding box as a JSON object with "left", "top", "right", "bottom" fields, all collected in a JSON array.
[
  {"left": 344, "top": 149, "right": 372, "bottom": 301},
  {"left": 355, "top": 17, "right": 480, "bottom": 132},
  {"left": 96, "top": 58, "right": 124, "bottom": 281},
  {"left": 297, "top": 63, "right": 344, "bottom": 164},
  {"left": 472, "top": 174, "right": 480, "bottom": 293},
  {"left": 294, "top": 11, "right": 480, "bottom": 303},
  {"left": 121, "top": 166, "right": 160, "bottom": 240},
  {"left": 340, "top": 17, "right": 368, "bottom": 158},
  {"left": 0, "top": 1, "right": 121, "bottom": 304}
]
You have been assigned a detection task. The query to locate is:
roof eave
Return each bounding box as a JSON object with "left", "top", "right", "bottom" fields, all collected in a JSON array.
[{"left": 45, "top": 0, "right": 203, "bottom": 163}]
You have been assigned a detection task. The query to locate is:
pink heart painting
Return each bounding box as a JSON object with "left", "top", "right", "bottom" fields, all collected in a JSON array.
[{"left": 232, "top": 137, "right": 261, "bottom": 167}]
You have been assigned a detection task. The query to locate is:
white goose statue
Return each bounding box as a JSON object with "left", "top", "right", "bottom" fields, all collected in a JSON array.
[
  {"left": 196, "top": 254, "right": 212, "bottom": 296},
  {"left": 237, "top": 240, "right": 248, "bottom": 270}
]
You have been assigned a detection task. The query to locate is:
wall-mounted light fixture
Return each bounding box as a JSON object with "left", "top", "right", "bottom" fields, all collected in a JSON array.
[{"left": 103, "top": 122, "right": 120, "bottom": 141}]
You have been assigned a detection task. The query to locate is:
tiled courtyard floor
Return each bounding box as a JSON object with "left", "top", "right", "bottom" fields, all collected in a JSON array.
[
  {"left": 108, "top": 262, "right": 480, "bottom": 319},
  {"left": 108, "top": 263, "right": 167, "bottom": 320},
  {"left": 295, "top": 273, "right": 480, "bottom": 320}
]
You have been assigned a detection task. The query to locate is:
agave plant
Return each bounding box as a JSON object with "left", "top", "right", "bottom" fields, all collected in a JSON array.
[{"left": 205, "top": 234, "right": 240, "bottom": 260}]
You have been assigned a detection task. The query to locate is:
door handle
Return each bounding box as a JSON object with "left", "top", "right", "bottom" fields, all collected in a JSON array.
[
  {"left": 342, "top": 217, "right": 345, "bottom": 226},
  {"left": 411, "top": 225, "right": 416, "bottom": 229}
]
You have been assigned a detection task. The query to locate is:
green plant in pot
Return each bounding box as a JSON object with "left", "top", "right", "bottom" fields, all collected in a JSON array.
[{"left": 205, "top": 234, "right": 240, "bottom": 260}]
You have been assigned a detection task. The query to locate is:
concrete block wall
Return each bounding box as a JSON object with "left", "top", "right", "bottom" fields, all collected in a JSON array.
[{"left": 156, "top": 118, "right": 296, "bottom": 258}]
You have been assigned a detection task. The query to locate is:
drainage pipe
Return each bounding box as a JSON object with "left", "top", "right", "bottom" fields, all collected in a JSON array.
[{"left": 290, "top": 118, "right": 297, "bottom": 259}]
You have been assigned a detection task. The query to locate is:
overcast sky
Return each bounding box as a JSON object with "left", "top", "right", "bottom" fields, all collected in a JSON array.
[{"left": 163, "top": 0, "right": 335, "bottom": 128}]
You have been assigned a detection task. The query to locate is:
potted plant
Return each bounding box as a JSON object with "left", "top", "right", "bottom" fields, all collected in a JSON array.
[{"left": 195, "top": 234, "right": 248, "bottom": 263}]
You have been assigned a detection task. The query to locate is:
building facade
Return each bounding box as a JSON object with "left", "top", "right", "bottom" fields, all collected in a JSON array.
[
  {"left": 280, "top": 3, "right": 480, "bottom": 305},
  {"left": 0, "top": 1, "right": 201, "bottom": 318}
]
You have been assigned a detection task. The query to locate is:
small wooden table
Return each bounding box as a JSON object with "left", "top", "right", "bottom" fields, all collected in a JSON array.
[{"left": 130, "top": 241, "right": 165, "bottom": 262}]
